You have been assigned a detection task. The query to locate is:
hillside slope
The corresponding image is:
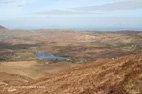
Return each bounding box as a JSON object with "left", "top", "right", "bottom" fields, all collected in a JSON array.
[
  {"left": 0, "top": 72, "right": 32, "bottom": 94},
  {"left": 11, "top": 54, "right": 142, "bottom": 94}
]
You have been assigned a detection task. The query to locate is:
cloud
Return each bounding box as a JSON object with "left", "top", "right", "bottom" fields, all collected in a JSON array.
[
  {"left": 0, "top": 0, "right": 36, "bottom": 18},
  {"left": 0, "top": 0, "right": 35, "bottom": 7},
  {"left": 36, "top": 9, "right": 101, "bottom": 15},
  {"left": 35, "top": 0, "right": 142, "bottom": 16},
  {"left": 0, "top": 0, "right": 14, "bottom": 4},
  {"left": 74, "top": 0, "right": 142, "bottom": 11}
]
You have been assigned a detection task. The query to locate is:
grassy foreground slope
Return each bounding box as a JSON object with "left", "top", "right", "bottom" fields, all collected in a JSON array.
[
  {"left": 10, "top": 54, "right": 142, "bottom": 94},
  {"left": 0, "top": 72, "right": 32, "bottom": 94}
]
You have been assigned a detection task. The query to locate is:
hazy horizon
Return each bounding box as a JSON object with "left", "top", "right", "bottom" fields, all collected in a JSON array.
[{"left": 0, "top": 0, "right": 142, "bottom": 31}]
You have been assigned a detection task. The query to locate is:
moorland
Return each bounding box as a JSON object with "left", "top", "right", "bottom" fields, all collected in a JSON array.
[{"left": 0, "top": 27, "right": 142, "bottom": 94}]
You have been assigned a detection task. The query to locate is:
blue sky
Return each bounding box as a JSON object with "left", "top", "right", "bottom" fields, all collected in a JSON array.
[{"left": 0, "top": 0, "right": 142, "bottom": 31}]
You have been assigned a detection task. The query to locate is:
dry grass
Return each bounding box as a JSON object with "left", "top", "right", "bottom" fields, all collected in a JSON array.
[
  {"left": 0, "top": 61, "right": 77, "bottom": 79},
  {"left": 7, "top": 54, "right": 142, "bottom": 94}
]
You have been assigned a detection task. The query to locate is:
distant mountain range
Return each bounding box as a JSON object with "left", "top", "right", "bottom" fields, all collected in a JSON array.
[{"left": 0, "top": 25, "right": 6, "bottom": 29}]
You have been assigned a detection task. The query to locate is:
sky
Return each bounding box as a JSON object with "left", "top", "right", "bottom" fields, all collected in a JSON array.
[{"left": 0, "top": 0, "right": 142, "bottom": 31}]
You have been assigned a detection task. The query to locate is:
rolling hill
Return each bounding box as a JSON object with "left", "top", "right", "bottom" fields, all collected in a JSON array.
[{"left": 7, "top": 54, "right": 142, "bottom": 94}]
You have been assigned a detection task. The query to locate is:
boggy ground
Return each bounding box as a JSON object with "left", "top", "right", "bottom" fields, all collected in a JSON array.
[{"left": 0, "top": 30, "right": 142, "bottom": 62}]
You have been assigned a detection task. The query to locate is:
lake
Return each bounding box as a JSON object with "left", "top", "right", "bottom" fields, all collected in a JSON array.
[{"left": 36, "top": 51, "right": 70, "bottom": 61}]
